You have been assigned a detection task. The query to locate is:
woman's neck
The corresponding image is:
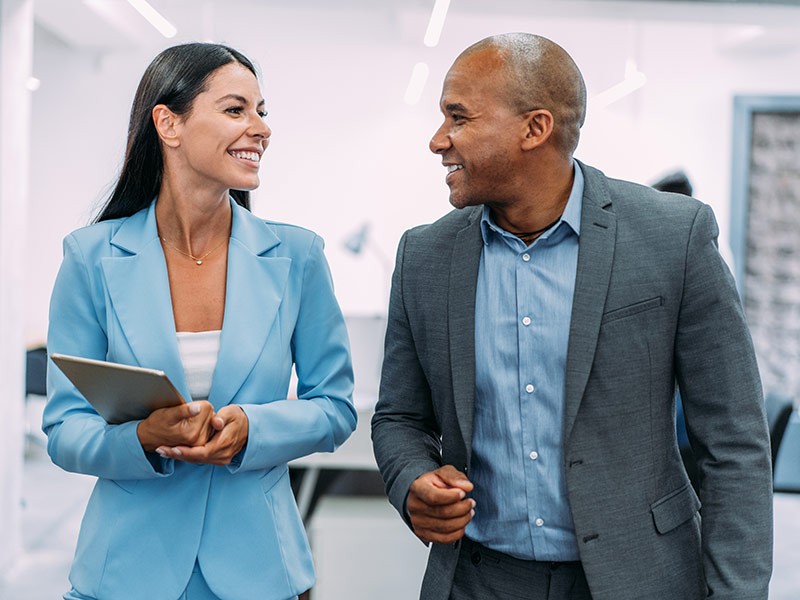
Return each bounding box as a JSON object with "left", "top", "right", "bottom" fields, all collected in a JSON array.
[{"left": 155, "top": 182, "right": 232, "bottom": 254}]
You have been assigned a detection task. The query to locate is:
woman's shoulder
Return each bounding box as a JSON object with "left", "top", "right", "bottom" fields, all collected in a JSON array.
[
  {"left": 260, "top": 219, "right": 323, "bottom": 256},
  {"left": 63, "top": 217, "right": 128, "bottom": 254}
]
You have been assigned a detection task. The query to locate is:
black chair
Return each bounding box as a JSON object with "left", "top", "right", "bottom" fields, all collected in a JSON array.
[
  {"left": 765, "top": 391, "right": 794, "bottom": 473},
  {"left": 25, "top": 346, "right": 48, "bottom": 448},
  {"left": 26, "top": 346, "right": 48, "bottom": 396}
]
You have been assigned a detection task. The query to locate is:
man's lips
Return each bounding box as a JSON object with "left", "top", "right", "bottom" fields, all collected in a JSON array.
[{"left": 445, "top": 163, "right": 464, "bottom": 183}]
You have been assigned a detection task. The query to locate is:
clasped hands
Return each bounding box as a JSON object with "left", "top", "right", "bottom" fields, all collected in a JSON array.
[
  {"left": 137, "top": 401, "right": 248, "bottom": 466},
  {"left": 408, "top": 465, "right": 476, "bottom": 544}
]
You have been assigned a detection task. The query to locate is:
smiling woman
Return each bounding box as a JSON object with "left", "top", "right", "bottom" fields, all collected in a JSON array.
[{"left": 43, "top": 43, "right": 356, "bottom": 600}]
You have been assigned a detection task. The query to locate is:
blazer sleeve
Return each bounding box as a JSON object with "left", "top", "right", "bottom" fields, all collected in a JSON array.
[
  {"left": 230, "top": 235, "right": 357, "bottom": 472},
  {"left": 674, "top": 205, "right": 773, "bottom": 599},
  {"left": 371, "top": 231, "right": 443, "bottom": 520},
  {"left": 43, "top": 234, "right": 174, "bottom": 480}
]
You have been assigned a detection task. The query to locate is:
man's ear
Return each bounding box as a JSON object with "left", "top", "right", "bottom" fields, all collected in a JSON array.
[
  {"left": 152, "top": 104, "right": 181, "bottom": 148},
  {"left": 520, "top": 109, "right": 554, "bottom": 151}
]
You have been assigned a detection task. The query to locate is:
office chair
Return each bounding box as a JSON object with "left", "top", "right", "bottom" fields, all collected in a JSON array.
[
  {"left": 26, "top": 346, "right": 48, "bottom": 396},
  {"left": 25, "top": 346, "right": 48, "bottom": 447},
  {"left": 765, "top": 391, "right": 794, "bottom": 473}
]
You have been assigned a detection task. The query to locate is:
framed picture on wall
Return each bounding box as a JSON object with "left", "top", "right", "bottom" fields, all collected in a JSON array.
[{"left": 730, "top": 95, "right": 800, "bottom": 399}]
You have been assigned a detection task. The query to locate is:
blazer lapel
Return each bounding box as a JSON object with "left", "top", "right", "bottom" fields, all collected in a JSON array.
[
  {"left": 448, "top": 208, "right": 483, "bottom": 456},
  {"left": 101, "top": 202, "right": 190, "bottom": 400},
  {"left": 207, "top": 202, "right": 290, "bottom": 411},
  {"left": 564, "top": 164, "right": 617, "bottom": 442}
]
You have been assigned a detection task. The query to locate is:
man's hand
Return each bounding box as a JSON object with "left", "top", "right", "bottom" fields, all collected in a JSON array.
[
  {"left": 155, "top": 405, "right": 249, "bottom": 466},
  {"left": 137, "top": 400, "right": 216, "bottom": 452},
  {"left": 408, "top": 465, "right": 475, "bottom": 544}
]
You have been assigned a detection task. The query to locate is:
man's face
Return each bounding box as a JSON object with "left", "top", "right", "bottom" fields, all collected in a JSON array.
[{"left": 429, "top": 50, "right": 526, "bottom": 209}]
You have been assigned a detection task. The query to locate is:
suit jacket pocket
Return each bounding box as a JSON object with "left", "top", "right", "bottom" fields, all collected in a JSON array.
[
  {"left": 109, "top": 478, "right": 139, "bottom": 494},
  {"left": 650, "top": 482, "right": 701, "bottom": 534},
  {"left": 601, "top": 296, "right": 663, "bottom": 325},
  {"left": 260, "top": 464, "right": 289, "bottom": 495}
]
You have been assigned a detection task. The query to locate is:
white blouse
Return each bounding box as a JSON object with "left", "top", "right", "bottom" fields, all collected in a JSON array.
[{"left": 175, "top": 330, "right": 222, "bottom": 400}]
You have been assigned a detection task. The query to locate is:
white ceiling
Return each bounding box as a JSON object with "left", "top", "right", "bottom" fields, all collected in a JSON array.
[{"left": 33, "top": 0, "right": 800, "bottom": 53}]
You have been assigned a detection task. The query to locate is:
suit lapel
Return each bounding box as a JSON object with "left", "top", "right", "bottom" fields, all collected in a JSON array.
[
  {"left": 448, "top": 208, "right": 483, "bottom": 455},
  {"left": 564, "top": 164, "right": 617, "bottom": 441},
  {"left": 102, "top": 202, "right": 190, "bottom": 399},
  {"left": 207, "top": 202, "right": 289, "bottom": 411}
]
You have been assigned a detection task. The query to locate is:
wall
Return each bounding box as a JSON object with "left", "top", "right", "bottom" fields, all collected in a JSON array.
[
  {"left": 0, "top": 0, "right": 32, "bottom": 577},
  {"left": 25, "top": 0, "right": 800, "bottom": 344}
]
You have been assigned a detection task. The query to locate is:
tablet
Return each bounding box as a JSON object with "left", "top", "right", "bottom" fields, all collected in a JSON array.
[{"left": 50, "top": 353, "right": 186, "bottom": 424}]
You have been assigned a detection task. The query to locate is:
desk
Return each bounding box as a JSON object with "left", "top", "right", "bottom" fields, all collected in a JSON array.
[{"left": 289, "top": 405, "right": 378, "bottom": 522}]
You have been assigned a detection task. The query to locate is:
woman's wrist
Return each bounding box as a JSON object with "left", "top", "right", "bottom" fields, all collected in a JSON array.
[{"left": 136, "top": 420, "right": 159, "bottom": 453}]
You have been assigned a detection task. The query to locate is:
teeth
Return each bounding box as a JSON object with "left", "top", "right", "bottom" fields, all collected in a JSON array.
[
  {"left": 229, "top": 150, "right": 260, "bottom": 162},
  {"left": 447, "top": 164, "right": 464, "bottom": 173}
]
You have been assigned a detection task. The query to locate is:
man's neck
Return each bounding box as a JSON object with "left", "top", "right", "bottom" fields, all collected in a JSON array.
[{"left": 489, "top": 160, "right": 575, "bottom": 236}]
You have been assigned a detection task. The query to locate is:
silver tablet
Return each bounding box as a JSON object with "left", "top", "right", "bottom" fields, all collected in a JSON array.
[{"left": 50, "top": 353, "right": 186, "bottom": 424}]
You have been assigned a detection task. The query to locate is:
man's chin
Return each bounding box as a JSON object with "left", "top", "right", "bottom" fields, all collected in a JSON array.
[{"left": 448, "top": 194, "right": 479, "bottom": 210}]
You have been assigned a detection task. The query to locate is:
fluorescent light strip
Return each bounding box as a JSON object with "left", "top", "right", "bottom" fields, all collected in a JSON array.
[
  {"left": 126, "top": 0, "right": 177, "bottom": 39},
  {"left": 404, "top": 62, "right": 430, "bottom": 106},
  {"left": 592, "top": 60, "right": 646, "bottom": 108},
  {"left": 424, "top": 0, "right": 450, "bottom": 48},
  {"left": 592, "top": 71, "right": 646, "bottom": 108}
]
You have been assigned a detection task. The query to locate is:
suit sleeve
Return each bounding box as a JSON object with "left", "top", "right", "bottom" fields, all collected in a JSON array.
[
  {"left": 674, "top": 204, "right": 772, "bottom": 599},
  {"left": 371, "top": 231, "right": 443, "bottom": 521},
  {"left": 231, "top": 235, "right": 357, "bottom": 472},
  {"left": 44, "top": 234, "right": 174, "bottom": 480}
]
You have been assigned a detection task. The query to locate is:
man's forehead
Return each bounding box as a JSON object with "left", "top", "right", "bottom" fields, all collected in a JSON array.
[{"left": 440, "top": 58, "right": 507, "bottom": 110}]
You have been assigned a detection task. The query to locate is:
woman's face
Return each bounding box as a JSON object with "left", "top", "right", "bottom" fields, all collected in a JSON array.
[{"left": 171, "top": 62, "right": 271, "bottom": 195}]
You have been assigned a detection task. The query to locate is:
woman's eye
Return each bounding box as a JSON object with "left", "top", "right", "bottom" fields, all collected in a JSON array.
[
  {"left": 226, "top": 106, "right": 243, "bottom": 115},
  {"left": 258, "top": 110, "right": 268, "bottom": 119}
]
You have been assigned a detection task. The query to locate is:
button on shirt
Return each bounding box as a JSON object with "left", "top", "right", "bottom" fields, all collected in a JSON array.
[{"left": 466, "top": 162, "right": 584, "bottom": 561}]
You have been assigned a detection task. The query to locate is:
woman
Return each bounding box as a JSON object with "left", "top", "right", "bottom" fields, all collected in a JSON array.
[{"left": 43, "top": 43, "right": 356, "bottom": 600}]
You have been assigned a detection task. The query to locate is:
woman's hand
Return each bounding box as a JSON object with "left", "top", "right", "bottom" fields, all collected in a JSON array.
[
  {"left": 156, "top": 405, "right": 249, "bottom": 466},
  {"left": 137, "top": 401, "right": 216, "bottom": 453}
]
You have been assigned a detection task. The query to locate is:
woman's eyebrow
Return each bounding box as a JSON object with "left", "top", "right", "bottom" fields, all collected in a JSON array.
[{"left": 215, "top": 94, "right": 265, "bottom": 107}]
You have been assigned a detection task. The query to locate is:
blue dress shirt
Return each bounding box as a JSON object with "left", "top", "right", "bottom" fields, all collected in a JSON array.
[{"left": 466, "top": 162, "right": 584, "bottom": 561}]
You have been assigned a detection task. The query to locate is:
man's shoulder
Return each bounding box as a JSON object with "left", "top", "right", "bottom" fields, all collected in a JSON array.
[
  {"left": 404, "top": 206, "right": 479, "bottom": 243},
  {"left": 581, "top": 162, "right": 704, "bottom": 225}
]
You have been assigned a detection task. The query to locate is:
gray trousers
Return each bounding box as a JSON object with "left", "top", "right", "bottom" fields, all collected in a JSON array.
[{"left": 449, "top": 538, "right": 592, "bottom": 600}]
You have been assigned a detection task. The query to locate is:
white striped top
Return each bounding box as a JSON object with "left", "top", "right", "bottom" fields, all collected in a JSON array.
[{"left": 175, "top": 330, "right": 222, "bottom": 400}]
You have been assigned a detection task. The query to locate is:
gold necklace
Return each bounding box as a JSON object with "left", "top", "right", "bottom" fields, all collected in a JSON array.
[{"left": 159, "top": 235, "right": 228, "bottom": 266}]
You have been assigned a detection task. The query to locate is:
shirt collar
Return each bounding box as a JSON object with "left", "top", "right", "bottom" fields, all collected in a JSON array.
[{"left": 480, "top": 160, "right": 584, "bottom": 245}]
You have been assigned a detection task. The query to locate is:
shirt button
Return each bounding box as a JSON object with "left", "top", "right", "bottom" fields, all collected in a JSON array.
[
  {"left": 535, "top": 518, "right": 544, "bottom": 527},
  {"left": 522, "top": 316, "right": 532, "bottom": 326},
  {"left": 522, "top": 253, "right": 531, "bottom": 262},
  {"left": 529, "top": 451, "right": 539, "bottom": 460},
  {"left": 525, "top": 384, "right": 535, "bottom": 393}
]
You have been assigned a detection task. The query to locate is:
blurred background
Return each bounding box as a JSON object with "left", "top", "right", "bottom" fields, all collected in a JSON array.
[{"left": 3, "top": 0, "right": 800, "bottom": 598}]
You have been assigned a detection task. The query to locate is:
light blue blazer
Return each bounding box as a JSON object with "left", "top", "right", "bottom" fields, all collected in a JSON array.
[{"left": 44, "top": 199, "right": 356, "bottom": 600}]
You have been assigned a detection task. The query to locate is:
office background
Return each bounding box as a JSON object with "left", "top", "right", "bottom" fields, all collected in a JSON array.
[{"left": 3, "top": 0, "right": 800, "bottom": 597}]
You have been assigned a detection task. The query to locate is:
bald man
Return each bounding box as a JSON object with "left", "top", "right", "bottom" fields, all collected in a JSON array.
[{"left": 372, "top": 33, "right": 772, "bottom": 600}]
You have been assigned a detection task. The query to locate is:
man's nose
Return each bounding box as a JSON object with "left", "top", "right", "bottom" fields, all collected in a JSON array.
[{"left": 429, "top": 123, "right": 449, "bottom": 154}]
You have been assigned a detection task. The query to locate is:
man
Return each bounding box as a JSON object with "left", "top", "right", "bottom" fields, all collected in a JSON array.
[{"left": 371, "top": 33, "right": 772, "bottom": 600}]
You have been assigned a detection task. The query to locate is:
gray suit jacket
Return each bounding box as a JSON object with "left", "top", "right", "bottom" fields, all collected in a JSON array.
[{"left": 372, "top": 162, "right": 772, "bottom": 600}]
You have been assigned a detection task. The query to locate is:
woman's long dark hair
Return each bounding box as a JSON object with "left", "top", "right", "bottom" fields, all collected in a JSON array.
[{"left": 95, "top": 43, "right": 257, "bottom": 222}]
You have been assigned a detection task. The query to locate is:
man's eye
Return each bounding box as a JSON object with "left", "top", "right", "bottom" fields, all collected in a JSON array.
[{"left": 451, "top": 114, "right": 464, "bottom": 122}]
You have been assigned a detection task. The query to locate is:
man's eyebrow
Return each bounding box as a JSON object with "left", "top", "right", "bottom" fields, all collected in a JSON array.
[
  {"left": 215, "top": 94, "right": 266, "bottom": 107},
  {"left": 444, "top": 102, "right": 468, "bottom": 113}
]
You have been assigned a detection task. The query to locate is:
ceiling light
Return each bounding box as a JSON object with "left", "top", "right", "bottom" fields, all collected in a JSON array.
[
  {"left": 404, "top": 62, "right": 430, "bottom": 106},
  {"left": 592, "top": 59, "right": 646, "bottom": 108},
  {"left": 424, "top": 0, "right": 450, "bottom": 48},
  {"left": 126, "top": 0, "right": 177, "bottom": 38}
]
